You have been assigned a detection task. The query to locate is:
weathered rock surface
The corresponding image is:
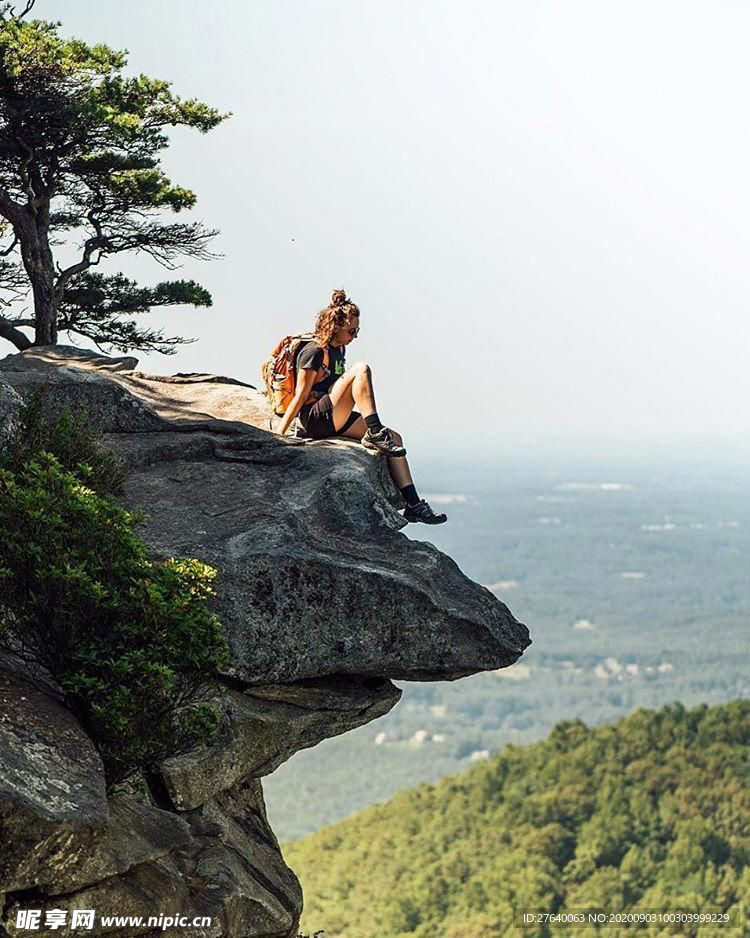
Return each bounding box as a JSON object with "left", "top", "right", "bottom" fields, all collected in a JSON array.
[
  {"left": 38, "top": 795, "right": 193, "bottom": 897},
  {"left": 0, "top": 346, "right": 530, "bottom": 682},
  {"left": 0, "top": 363, "right": 166, "bottom": 435},
  {"left": 0, "top": 344, "right": 269, "bottom": 431},
  {"left": 0, "top": 345, "right": 138, "bottom": 374},
  {"left": 0, "top": 665, "right": 193, "bottom": 899},
  {"left": 0, "top": 373, "right": 21, "bottom": 444},
  {"left": 0, "top": 345, "right": 531, "bottom": 937},
  {"left": 160, "top": 676, "right": 401, "bottom": 810},
  {"left": 0, "top": 668, "right": 108, "bottom": 894},
  {"left": 3, "top": 779, "right": 301, "bottom": 938},
  {"left": 0, "top": 665, "right": 301, "bottom": 935},
  {"left": 122, "top": 431, "right": 527, "bottom": 684}
]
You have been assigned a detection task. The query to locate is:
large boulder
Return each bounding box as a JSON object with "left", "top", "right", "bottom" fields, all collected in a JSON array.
[
  {"left": 159, "top": 676, "right": 401, "bottom": 810},
  {"left": 181, "top": 778, "right": 302, "bottom": 937},
  {"left": 119, "top": 428, "right": 529, "bottom": 683},
  {"left": 0, "top": 352, "right": 166, "bottom": 433},
  {"left": 0, "top": 668, "right": 109, "bottom": 893},
  {"left": 0, "top": 346, "right": 531, "bottom": 685},
  {"left": 0, "top": 666, "right": 191, "bottom": 899},
  {"left": 0, "top": 346, "right": 532, "bottom": 938},
  {"left": 0, "top": 345, "right": 270, "bottom": 431},
  {"left": 37, "top": 795, "right": 193, "bottom": 897},
  {"left": 0, "top": 345, "right": 139, "bottom": 374},
  {"left": 3, "top": 779, "right": 301, "bottom": 938}
]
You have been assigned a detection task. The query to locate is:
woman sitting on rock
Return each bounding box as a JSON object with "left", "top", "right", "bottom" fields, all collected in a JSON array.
[{"left": 276, "top": 289, "right": 447, "bottom": 525}]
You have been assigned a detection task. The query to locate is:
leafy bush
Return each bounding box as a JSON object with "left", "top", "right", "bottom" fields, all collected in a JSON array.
[
  {"left": 0, "top": 389, "right": 126, "bottom": 497},
  {"left": 0, "top": 404, "right": 229, "bottom": 786}
]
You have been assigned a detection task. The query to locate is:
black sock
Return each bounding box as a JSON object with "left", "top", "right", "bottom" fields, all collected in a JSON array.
[
  {"left": 365, "top": 412, "right": 383, "bottom": 433},
  {"left": 400, "top": 484, "right": 420, "bottom": 507}
]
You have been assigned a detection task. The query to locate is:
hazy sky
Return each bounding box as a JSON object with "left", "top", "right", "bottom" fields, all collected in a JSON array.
[{"left": 7, "top": 1, "right": 750, "bottom": 451}]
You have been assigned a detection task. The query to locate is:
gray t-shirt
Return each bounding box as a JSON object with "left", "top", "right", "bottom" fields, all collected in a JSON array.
[{"left": 294, "top": 341, "right": 346, "bottom": 398}]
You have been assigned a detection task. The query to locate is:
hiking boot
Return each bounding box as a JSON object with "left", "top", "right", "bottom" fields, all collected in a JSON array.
[
  {"left": 404, "top": 499, "right": 447, "bottom": 524},
  {"left": 361, "top": 427, "right": 407, "bottom": 457}
]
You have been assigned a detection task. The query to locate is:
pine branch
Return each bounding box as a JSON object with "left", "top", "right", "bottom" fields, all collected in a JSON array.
[
  {"left": 9, "top": 1, "right": 36, "bottom": 20},
  {"left": 62, "top": 319, "right": 194, "bottom": 356},
  {"left": 56, "top": 271, "right": 210, "bottom": 354},
  {"left": 0, "top": 314, "right": 31, "bottom": 348}
]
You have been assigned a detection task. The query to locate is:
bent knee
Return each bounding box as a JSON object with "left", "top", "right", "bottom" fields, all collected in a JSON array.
[{"left": 351, "top": 361, "right": 371, "bottom": 378}]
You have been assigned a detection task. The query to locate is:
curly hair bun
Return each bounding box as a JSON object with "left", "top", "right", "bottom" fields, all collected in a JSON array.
[{"left": 331, "top": 289, "right": 347, "bottom": 307}]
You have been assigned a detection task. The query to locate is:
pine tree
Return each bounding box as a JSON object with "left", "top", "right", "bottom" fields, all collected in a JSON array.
[{"left": 0, "top": 1, "right": 228, "bottom": 353}]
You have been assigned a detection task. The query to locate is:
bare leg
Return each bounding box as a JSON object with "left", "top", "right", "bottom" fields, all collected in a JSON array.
[
  {"left": 328, "top": 362, "right": 377, "bottom": 431},
  {"left": 339, "top": 416, "right": 413, "bottom": 489}
]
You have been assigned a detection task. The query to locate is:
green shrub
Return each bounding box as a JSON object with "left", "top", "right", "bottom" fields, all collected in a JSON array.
[
  {"left": 0, "top": 407, "right": 229, "bottom": 786},
  {"left": 0, "top": 389, "right": 126, "bottom": 498}
]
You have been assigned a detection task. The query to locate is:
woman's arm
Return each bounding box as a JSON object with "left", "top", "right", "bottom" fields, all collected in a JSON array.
[{"left": 277, "top": 368, "right": 317, "bottom": 436}]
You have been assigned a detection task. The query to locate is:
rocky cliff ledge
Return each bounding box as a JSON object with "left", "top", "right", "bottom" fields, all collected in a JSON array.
[{"left": 0, "top": 347, "right": 530, "bottom": 938}]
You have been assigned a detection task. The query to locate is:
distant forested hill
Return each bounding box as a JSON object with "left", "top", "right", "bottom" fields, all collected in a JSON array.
[{"left": 286, "top": 700, "right": 750, "bottom": 938}]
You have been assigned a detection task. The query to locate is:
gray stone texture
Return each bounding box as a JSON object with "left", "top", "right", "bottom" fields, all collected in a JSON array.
[
  {"left": 0, "top": 668, "right": 109, "bottom": 894},
  {"left": 3, "top": 779, "right": 301, "bottom": 938},
  {"left": 159, "top": 676, "right": 402, "bottom": 810},
  {"left": 0, "top": 373, "right": 21, "bottom": 446},
  {"left": 0, "top": 346, "right": 531, "bottom": 937}
]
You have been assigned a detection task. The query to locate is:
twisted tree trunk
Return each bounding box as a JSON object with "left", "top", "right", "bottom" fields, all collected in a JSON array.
[{"left": 17, "top": 205, "right": 57, "bottom": 346}]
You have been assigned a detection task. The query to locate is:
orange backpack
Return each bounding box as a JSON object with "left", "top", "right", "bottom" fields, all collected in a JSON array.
[{"left": 261, "top": 334, "right": 330, "bottom": 416}]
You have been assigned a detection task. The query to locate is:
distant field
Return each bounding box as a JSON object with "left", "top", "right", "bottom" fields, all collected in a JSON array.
[{"left": 264, "top": 452, "right": 750, "bottom": 840}]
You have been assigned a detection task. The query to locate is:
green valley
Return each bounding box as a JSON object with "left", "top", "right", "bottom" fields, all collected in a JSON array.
[{"left": 287, "top": 700, "right": 750, "bottom": 938}]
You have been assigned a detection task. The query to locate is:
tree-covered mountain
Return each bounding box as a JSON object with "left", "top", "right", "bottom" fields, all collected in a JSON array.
[{"left": 287, "top": 700, "right": 750, "bottom": 938}]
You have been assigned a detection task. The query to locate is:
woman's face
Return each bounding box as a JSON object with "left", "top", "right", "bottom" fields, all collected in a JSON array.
[{"left": 334, "top": 313, "right": 360, "bottom": 347}]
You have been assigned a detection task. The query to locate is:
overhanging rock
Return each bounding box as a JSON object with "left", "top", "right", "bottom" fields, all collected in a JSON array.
[
  {"left": 0, "top": 346, "right": 531, "bottom": 686},
  {"left": 0, "top": 346, "right": 532, "bottom": 938},
  {"left": 159, "top": 676, "right": 401, "bottom": 810}
]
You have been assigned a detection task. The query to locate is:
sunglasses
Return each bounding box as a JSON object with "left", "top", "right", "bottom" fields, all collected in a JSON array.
[{"left": 346, "top": 324, "right": 360, "bottom": 337}]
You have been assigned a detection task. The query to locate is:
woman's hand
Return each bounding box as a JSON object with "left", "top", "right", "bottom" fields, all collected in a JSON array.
[{"left": 277, "top": 368, "right": 317, "bottom": 436}]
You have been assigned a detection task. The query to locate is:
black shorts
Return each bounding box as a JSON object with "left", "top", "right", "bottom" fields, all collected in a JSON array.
[{"left": 299, "top": 394, "right": 361, "bottom": 440}]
